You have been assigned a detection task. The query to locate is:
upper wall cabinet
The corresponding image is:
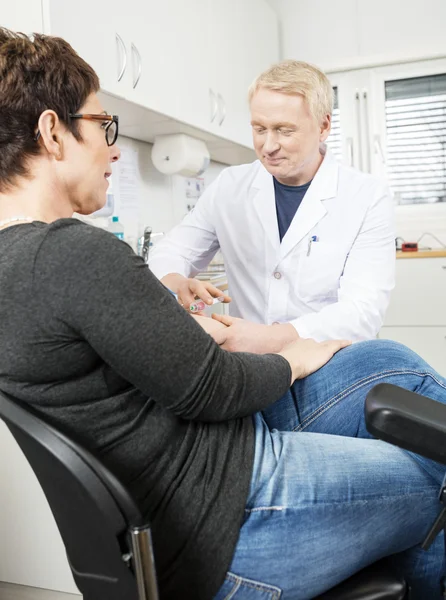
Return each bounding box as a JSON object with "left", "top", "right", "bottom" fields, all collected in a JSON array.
[
  {"left": 1, "top": 0, "right": 43, "bottom": 34},
  {"left": 208, "top": 0, "right": 280, "bottom": 147},
  {"left": 277, "top": 0, "right": 446, "bottom": 73},
  {"left": 42, "top": 0, "right": 279, "bottom": 150},
  {"left": 45, "top": 0, "right": 134, "bottom": 100}
]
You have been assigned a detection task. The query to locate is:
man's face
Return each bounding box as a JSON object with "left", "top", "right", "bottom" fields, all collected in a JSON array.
[{"left": 250, "top": 88, "right": 331, "bottom": 185}]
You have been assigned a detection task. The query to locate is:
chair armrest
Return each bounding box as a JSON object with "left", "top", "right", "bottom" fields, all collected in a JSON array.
[{"left": 365, "top": 383, "right": 446, "bottom": 465}]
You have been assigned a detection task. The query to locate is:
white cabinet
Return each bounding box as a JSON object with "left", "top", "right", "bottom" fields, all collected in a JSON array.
[
  {"left": 123, "top": 0, "right": 195, "bottom": 120},
  {"left": 1, "top": 0, "right": 43, "bottom": 33},
  {"left": 379, "top": 327, "right": 446, "bottom": 377},
  {"left": 45, "top": 0, "right": 132, "bottom": 99},
  {"left": 384, "top": 257, "right": 446, "bottom": 327},
  {"left": 379, "top": 257, "right": 446, "bottom": 376},
  {"left": 0, "top": 422, "right": 79, "bottom": 593},
  {"left": 168, "top": 0, "right": 214, "bottom": 131},
  {"left": 327, "top": 58, "right": 446, "bottom": 185},
  {"left": 43, "top": 0, "right": 279, "bottom": 150},
  {"left": 208, "top": 0, "right": 279, "bottom": 147},
  {"left": 330, "top": 69, "right": 377, "bottom": 174}
]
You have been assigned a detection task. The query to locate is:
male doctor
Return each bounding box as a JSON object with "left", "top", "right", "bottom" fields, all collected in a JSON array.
[{"left": 150, "top": 60, "right": 395, "bottom": 353}]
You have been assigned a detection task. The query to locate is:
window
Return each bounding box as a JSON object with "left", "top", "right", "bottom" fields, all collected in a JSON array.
[
  {"left": 385, "top": 74, "right": 446, "bottom": 205},
  {"left": 326, "top": 87, "right": 342, "bottom": 162}
]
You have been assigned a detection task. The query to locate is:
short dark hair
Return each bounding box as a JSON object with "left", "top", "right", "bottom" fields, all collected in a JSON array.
[{"left": 0, "top": 28, "right": 100, "bottom": 192}]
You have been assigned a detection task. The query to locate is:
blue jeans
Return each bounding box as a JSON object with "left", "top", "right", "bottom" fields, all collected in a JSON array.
[{"left": 214, "top": 340, "right": 446, "bottom": 599}]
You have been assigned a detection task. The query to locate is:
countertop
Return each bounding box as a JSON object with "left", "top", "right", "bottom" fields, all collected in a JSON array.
[{"left": 396, "top": 249, "right": 446, "bottom": 259}]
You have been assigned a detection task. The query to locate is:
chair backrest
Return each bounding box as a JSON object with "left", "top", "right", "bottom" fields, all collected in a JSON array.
[{"left": 0, "top": 390, "right": 155, "bottom": 600}]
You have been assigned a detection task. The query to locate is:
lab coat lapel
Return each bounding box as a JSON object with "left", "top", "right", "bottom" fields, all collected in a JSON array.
[
  {"left": 251, "top": 164, "right": 280, "bottom": 252},
  {"left": 279, "top": 149, "right": 339, "bottom": 260}
]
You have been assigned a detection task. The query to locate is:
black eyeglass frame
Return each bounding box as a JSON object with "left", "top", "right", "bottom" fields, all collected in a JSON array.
[{"left": 34, "top": 113, "right": 119, "bottom": 147}]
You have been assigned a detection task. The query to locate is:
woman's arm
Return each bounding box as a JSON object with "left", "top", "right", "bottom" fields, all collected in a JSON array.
[
  {"left": 191, "top": 314, "right": 227, "bottom": 338},
  {"left": 33, "top": 221, "right": 291, "bottom": 422}
]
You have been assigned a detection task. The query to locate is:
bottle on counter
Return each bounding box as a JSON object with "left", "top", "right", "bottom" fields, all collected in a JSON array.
[{"left": 109, "top": 216, "right": 125, "bottom": 240}]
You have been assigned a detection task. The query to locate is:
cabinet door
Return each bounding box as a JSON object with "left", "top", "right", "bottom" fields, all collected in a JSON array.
[
  {"left": 328, "top": 69, "right": 379, "bottom": 174},
  {"left": 0, "top": 422, "right": 79, "bottom": 593},
  {"left": 47, "top": 0, "right": 132, "bottom": 99},
  {"left": 384, "top": 258, "right": 446, "bottom": 327},
  {"left": 166, "top": 0, "right": 214, "bottom": 131},
  {"left": 123, "top": 0, "right": 184, "bottom": 120},
  {"left": 1, "top": 0, "right": 43, "bottom": 33},
  {"left": 379, "top": 327, "right": 446, "bottom": 377},
  {"left": 209, "top": 0, "right": 279, "bottom": 148}
]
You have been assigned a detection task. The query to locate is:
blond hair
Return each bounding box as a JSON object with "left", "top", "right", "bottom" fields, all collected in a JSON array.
[{"left": 248, "top": 59, "right": 333, "bottom": 124}]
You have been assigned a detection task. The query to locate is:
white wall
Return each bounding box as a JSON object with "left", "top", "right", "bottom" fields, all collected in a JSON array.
[
  {"left": 266, "top": 1, "right": 446, "bottom": 245},
  {"left": 267, "top": 0, "right": 446, "bottom": 72},
  {"left": 86, "top": 135, "right": 226, "bottom": 247},
  {"left": 395, "top": 204, "right": 446, "bottom": 249}
]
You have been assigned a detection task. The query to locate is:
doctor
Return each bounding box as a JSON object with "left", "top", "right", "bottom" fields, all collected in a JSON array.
[{"left": 150, "top": 60, "right": 395, "bottom": 352}]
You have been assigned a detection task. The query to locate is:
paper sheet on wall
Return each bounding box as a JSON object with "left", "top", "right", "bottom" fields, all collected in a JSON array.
[
  {"left": 184, "top": 177, "right": 205, "bottom": 212},
  {"left": 113, "top": 147, "right": 139, "bottom": 219}
]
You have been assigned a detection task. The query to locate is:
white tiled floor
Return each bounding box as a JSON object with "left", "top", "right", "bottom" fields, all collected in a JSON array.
[{"left": 0, "top": 582, "right": 82, "bottom": 600}]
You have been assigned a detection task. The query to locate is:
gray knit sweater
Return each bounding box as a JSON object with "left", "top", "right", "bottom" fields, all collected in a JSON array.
[{"left": 0, "top": 219, "right": 290, "bottom": 599}]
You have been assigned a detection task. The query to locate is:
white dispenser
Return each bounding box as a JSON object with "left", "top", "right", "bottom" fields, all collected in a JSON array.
[{"left": 151, "top": 134, "right": 210, "bottom": 177}]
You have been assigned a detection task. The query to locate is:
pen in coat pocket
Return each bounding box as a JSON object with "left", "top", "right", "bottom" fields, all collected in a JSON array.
[{"left": 307, "top": 235, "right": 319, "bottom": 256}]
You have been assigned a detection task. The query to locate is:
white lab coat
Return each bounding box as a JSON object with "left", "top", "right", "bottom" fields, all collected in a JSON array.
[{"left": 150, "top": 147, "right": 395, "bottom": 342}]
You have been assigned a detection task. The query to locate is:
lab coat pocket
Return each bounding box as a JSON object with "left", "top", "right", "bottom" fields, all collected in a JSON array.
[{"left": 297, "top": 241, "right": 347, "bottom": 303}]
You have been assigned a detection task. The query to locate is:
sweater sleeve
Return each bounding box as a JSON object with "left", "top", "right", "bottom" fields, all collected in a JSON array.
[{"left": 33, "top": 220, "right": 291, "bottom": 422}]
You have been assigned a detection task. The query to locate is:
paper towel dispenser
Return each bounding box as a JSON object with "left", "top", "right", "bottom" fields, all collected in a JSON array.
[{"left": 151, "top": 134, "right": 210, "bottom": 177}]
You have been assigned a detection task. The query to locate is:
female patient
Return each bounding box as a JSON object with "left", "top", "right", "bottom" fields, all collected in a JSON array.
[{"left": 1, "top": 28, "right": 446, "bottom": 599}]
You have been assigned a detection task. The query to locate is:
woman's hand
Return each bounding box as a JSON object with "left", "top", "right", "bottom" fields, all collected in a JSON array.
[
  {"left": 191, "top": 314, "right": 228, "bottom": 337},
  {"left": 278, "top": 337, "right": 352, "bottom": 383}
]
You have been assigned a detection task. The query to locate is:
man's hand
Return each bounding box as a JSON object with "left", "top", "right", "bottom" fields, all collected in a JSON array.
[
  {"left": 211, "top": 314, "right": 299, "bottom": 353},
  {"left": 161, "top": 273, "right": 231, "bottom": 312}
]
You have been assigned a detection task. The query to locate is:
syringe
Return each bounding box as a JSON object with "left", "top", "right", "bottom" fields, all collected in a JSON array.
[{"left": 189, "top": 296, "right": 225, "bottom": 313}]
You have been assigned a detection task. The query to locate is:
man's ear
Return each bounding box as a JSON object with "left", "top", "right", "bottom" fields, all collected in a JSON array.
[
  {"left": 36, "top": 110, "right": 65, "bottom": 161},
  {"left": 320, "top": 114, "right": 331, "bottom": 142}
]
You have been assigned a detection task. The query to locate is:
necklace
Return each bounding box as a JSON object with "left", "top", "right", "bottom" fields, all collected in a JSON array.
[{"left": 0, "top": 216, "right": 34, "bottom": 229}]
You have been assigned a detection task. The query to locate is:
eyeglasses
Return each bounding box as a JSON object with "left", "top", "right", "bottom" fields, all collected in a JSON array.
[
  {"left": 70, "top": 114, "right": 119, "bottom": 146},
  {"left": 34, "top": 113, "right": 119, "bottom": 147}
]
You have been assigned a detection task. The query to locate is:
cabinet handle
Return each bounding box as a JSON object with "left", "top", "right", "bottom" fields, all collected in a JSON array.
[
  {"left": 346, "top": 137, "right": 354, "bottom": 167},
  {"left": 209, "top": 89, "right": 218, "bottom": 123},
  {"left": 355, "top": 91, "right": 363, "bottom": 171},
  {"left": 442, "top": 265, "right": 446, "bottom": 269},
  {"left": 116, "top": 33, "right": 127, "bottom": 82},
  {"left": 217, "top": 93, "right": 226, "bottom": 126},
  {"left": 362, "top": 90, "right": 371, "bottom": 173},
  {"left": 374, "top": 134, "right": 386, "bottom": 165},
  {"left": 131, "top": 43, "right": 142, "bottom": 89}
]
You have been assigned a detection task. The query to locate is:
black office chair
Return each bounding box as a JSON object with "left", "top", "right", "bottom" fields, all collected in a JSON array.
[
  {"left": 1, "top": 384, "right": 445, "bottom": 600},
  {"left": 0, "top": 391, "right": 159, "bottom": 600}
]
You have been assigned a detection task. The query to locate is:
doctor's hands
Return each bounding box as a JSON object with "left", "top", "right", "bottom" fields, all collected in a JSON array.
[
  {"left": 210, "top": 314, "right": 300, "bottom": 354},
  {"left": 161, "top": 273, "right": 231, "bottom": 312},
  {"left": 278, "top": 337, "right": 352, "bottom": 383},
  {"left": 210, "top": 314, "right": 351, "bottom": 381}
]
